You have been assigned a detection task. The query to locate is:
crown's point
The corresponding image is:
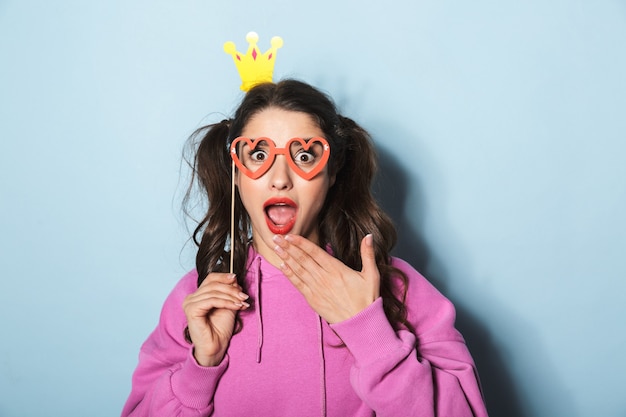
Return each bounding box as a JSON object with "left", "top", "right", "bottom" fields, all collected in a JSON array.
[
  {"left": 270, "top": 36, "right": 283, "bottom": 49},
  {"left": 246, "top": 32, "right": 259, "bottom": 43},
  {"left": 223, "top": 41, "right": 236, "bottom": 54}
]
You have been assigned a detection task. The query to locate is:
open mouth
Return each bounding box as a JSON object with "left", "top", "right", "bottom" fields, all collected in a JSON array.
[{"left": 263, "top": 197, "right": 298, "bottom": 235}]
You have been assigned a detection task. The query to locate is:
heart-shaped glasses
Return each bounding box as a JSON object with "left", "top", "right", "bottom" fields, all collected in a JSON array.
[{"left": 230, "top": 136, "right": 330, "bottom": 180}]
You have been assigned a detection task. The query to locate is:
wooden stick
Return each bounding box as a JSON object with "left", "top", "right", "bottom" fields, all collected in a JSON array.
[{"left": 230, "top": 159, "right": 235, "bottom": 274}]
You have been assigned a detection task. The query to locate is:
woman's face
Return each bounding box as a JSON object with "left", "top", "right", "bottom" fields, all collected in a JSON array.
[{"left": 236, "top": 107, "right": 335, "bottom": 266}]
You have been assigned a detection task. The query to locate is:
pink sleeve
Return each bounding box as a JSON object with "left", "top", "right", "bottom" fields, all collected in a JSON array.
[
  {"left": 330, "top": 259, "right": 488, "bottom": 417},
  {"left": 121, "top": 271, "right": 227, "bottom": 417}
]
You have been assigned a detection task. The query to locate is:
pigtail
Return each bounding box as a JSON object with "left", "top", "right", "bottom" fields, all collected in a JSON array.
[
  {"left": 321, "top": 115, "right": 412, "bottom": 333},
  {"left": 184, "top": 119, "right": 249, "bottom": 287},
  {"left": 183, "top": 119, "right": 252, "bottom": 343},
  {"left": 323, "top": 115, "right": 394, "bottom": 265}
]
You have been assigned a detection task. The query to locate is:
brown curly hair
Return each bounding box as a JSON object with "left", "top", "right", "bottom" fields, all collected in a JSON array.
[{"left": 184, "top": 80, "right": 411, "bottom": 332}]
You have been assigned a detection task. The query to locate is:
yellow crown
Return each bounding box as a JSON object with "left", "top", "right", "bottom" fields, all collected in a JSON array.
[{"left": 224, "top": 32, "right": 283, "bottom": 92}]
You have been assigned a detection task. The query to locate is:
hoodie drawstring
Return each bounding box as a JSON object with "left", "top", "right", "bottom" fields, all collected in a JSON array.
[
  {"left": 317, "top": 315, "right": 327, "bottom": 417},
  {"left": 253, "top": 257, "right": 263, "bottom": 364}
]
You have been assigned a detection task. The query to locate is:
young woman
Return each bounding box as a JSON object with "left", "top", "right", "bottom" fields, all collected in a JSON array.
[{"left": 121, "top": 80, "right": 488, "bottom": 417}]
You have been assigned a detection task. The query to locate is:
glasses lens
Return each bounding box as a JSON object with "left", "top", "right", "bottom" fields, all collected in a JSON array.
[
  {"left": 240, "top": 139, "right": 271, "bottom": 174},
  {"left": 288, "top": 140, "right": 326, "bottom": 173}
]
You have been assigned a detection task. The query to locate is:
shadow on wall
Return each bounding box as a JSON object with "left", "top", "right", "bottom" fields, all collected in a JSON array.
[
  {"left": 372, "top": 144, "right": 527, "bottom": 417},
  {"left": 372, "top": 126, "right": 583, "bottom": 416}
]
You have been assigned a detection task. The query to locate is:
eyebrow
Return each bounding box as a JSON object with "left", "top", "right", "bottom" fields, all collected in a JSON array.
[
  {"left": 242, "top": 139, "right": 270, "bottom": 147},
  {"left": 247, "top": 137, "right": 319, "bottom": 144}
]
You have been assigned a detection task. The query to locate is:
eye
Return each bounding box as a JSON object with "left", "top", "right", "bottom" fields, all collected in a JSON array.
[
  {"left": 249, "top": 149, "right": 269, "bottom": 162},
  {"left": 293, "top": 149, "right": 316, "bottom": 165}
]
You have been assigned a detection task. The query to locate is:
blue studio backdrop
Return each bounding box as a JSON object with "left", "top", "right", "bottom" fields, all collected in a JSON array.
[{"left": 1, "top": 1, "right": 625, "bottom": 416}]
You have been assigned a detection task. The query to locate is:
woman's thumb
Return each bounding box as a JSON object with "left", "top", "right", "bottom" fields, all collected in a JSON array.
[{"left": 360, "top": 234, "right": 377, "bottom": 274}]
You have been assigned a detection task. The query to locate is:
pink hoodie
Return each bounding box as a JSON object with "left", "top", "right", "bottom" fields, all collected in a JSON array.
[{"left": 122, "top": 248, "right": 488, "bottom": 416}]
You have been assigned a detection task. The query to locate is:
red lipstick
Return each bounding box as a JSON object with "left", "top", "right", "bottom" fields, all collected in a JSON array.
[{"left": 263, "top": 197, "right": 298, "bottom": 235}]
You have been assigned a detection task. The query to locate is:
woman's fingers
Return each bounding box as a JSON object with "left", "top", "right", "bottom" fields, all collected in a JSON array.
[
  {"left": 185, "top": 288, "right": 249, "bottom": 308},
  {"left": 184, "top": 293, "right": 249, "bottom": 313},
  {"left": 186, "top": 273, "right": 249, "bottom": 308},
  {"left": 272, "top": 234, "right": 332, "bottom": 278}
]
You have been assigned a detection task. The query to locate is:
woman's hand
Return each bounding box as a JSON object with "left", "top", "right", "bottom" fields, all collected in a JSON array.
[
  {"left": 272, "top": 234, "right": 380, "bottom": 324},
  {"left": 182, "top": 273, "right": 249, "bottom": 367}
]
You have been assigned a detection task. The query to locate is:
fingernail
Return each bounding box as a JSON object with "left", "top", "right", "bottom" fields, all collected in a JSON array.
[
  {"left": 238, "top": 292, "right": 249, "bottom": 300},
  {"left": 365, "top": 234, "right": 373, "bottom": 246},
  {"left": 272, "top": 235, "right": 283, "bottom": 243},
  {"left": 274, "top": 245, "right": 285, "bottom": 255},
  {"left": 227, "top": 273, "right": 236, "bottom": 280}
]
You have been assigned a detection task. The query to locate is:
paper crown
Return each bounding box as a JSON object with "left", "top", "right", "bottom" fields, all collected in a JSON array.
[{"left": 223, "top": 32, "right": 283, "bottom": 92}]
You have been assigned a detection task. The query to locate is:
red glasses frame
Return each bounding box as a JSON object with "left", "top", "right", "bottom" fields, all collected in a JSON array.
[{"left": 230, "top": 136, "right": 331, "bottom": 180}]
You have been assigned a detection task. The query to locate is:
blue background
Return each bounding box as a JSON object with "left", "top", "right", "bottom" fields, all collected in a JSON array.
[{"left": 1, "top": 1, "right": 625, "bottom": 416}]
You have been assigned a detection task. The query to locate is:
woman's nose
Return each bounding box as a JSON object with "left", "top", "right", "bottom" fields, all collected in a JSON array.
[{"left": 267, "top": 155, "right": 293, "bottom": 190}]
